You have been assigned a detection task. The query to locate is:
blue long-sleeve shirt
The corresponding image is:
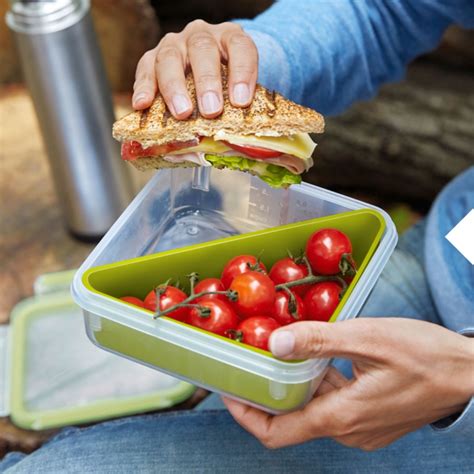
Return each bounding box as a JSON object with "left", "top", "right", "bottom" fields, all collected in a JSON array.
[
  {"left": 238, "top": 0, "right": 474, "bottom": 115},
  {"left": 237, "top": 0, "right": 474, "bottom": 438}
]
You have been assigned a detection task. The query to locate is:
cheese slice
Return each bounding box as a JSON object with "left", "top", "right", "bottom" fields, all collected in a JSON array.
[
  {"left": 213, "top": 132, "right": 317, "bottom": 160},
  {"left": 169, "top": 138, "right": 231, "bottom": 155},
  {"left": 168, "top": 133, "right": 317, "bottom": 160}
]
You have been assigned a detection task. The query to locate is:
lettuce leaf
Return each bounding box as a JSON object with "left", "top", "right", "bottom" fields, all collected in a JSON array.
[{"left": 205, "top": 155, "right": 302, "bottom": 188}]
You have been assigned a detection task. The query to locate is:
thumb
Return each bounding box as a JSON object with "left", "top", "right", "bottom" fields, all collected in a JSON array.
[{"left": 269, "top": 318, "right": 382, "bottom": 361}]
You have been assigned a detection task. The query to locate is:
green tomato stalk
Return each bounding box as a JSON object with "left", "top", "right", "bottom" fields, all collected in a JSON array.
[{"left": 153, "top": 272, "right": 238, "bottom": 320}]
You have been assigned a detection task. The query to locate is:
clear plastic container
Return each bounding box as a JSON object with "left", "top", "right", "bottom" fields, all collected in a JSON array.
[{"left": 72, "top": 168, "right": 397, "bottom": 413}]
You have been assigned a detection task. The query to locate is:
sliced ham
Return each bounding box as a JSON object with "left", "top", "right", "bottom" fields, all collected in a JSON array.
[{"left": 261, "top": 154, "right": 313, "bottom": 174}]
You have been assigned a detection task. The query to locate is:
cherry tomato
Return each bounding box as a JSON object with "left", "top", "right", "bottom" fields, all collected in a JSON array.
[
  {"left": 273, "top": 291, "right": 306, "bottom": 325},
  {"left": 235, "top": 316, "right": 281, "bottom": 351},
  {"left": 188, "top": 298, "right": 239, "bottom": 337},
  {"left": 229, "top": 271, "right": 276, "bottom": 318},
  {"left": 223, "top": 141, "right": 283, "bottom": 159},
  {"left": 120, "top": 296, "right": 145, "bottom": 308},
  {"left": 269, "top": 257, "right": 311, "bottom": 296},
  {"left": 193, "top": 278, "right": 226, "bottom": 302},
  {"left": 304, "top": 282, "right": 342, "bottom": 321},
  {"left": 306, "top": 228, "right": 355, "bottom": 275},
  {"left": 221, "top": 255, "right": 267, "bottom": 289},
  {"left": 144, "top": 286, "right": 189, "bottom": 322}
]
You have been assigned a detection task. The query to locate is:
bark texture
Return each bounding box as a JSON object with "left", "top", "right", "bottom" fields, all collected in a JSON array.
[{"left": 307, "top": 60, "right": 474, "bottom": 209}]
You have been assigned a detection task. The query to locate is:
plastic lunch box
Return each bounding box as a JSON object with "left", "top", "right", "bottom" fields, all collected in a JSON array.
[{"left": 72, "top": 168, "right": 398, "bottom": 414}]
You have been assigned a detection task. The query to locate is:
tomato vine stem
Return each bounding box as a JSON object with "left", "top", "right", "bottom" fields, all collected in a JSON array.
[
  {"left": 153, "top": 289, "right": 238, "bottom": 319},
  {"left": 276, "top": 274, "right": 347, "bottom": 291},
  {"left": 153, "top": 266, "right": 349, "bottom": 320}
]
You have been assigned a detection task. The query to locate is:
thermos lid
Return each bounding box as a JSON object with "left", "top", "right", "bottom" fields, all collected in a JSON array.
[{"left": 6, "top": 0, "right": 89, "bottom": 34}]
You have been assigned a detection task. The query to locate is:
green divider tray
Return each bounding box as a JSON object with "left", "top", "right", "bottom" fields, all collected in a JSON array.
[{"left": 84, "top": 209, "right": 385, "bottom": 325}]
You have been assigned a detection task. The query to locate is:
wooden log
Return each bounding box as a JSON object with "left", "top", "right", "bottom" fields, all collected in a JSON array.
[
  {"left": 92, "top": 0, "right": 160, "bottom": 91},
  {"left": 0, "top": 0, "right": 160, "bottom": 92},
  {"left": 152, "top": 0, "right": 274, "bottom": 35},
  {"left": 0, "top": 419, "right": 57, "bottom": 460},
  {"left": 307, "top": 60, "right": 474, "bottom": 210},
  {"left": 152, "top": 0, "right": 273, "bottom": 23},
  {"left": 0, "top": 0, "right": 22, "bottom": 84},
  {"left": 429, "top": 26, "right": 474, "bottom": 68}
]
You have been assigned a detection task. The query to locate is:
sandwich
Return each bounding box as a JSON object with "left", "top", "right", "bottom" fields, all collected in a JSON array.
[{"left": 113, "top": 66, "right": 324, "bottom": 188}]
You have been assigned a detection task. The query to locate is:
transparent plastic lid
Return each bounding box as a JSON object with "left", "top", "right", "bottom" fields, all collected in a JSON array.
[
  {"left": 23, "top": 298, "right": 180, "bottom": 411},
  {"left": 2, "top": 271, "right": 194, "bottom": 430}
]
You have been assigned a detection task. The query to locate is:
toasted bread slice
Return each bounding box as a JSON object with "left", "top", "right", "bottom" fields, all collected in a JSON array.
[
  {"left": 113, "top": 66, "right": 324, "bottom": 146},
  {"left": 130, "top": 157, "right": 198, "bottom": 172}
]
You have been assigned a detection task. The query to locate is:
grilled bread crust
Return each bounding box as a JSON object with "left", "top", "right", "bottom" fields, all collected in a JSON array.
[
  {"left": 129, "top": 157, "right": 198, "bottom": 171},
  {"left": 113, "top": 66, "right": 324, "bottom": 146}
]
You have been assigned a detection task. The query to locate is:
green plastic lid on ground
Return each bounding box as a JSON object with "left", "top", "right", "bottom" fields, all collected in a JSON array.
[{"left": 0, "top": 270, "right": 195, "bottom": 430}]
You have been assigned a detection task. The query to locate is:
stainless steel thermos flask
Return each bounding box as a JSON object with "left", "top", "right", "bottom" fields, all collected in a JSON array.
[{"left": 6, "top": 0, "right": 134, "bottom": 239}]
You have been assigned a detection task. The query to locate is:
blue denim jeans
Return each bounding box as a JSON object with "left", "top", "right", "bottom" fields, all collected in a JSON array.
[{"left": 1, "top": 222, "right": 471, "bottom": 473}]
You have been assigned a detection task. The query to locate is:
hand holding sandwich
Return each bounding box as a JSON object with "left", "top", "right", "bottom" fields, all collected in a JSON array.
[
  {"left": 132, "top": 20, "right": 258, "bottom": 118},
  {"left": 117, "top": 20, "right": 323, "bottom": 188}
]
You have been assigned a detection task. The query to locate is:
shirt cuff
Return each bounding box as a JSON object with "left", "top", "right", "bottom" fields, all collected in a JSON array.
[{"left": 431, "top": 328, "right": 474, "bottom": 437}]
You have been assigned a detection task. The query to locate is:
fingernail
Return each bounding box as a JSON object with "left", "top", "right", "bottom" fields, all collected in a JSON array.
[
  {"left": 270, "top": 331, "right": 295, "bottom": 358},
  {"left": 200, "top": 91, "right": 221, "bottom": 115},
  {"left": 233, "top": 83, "right": 250, "bottom": 105},
  {"left": 133, "top": 92, "right": 147, "bottom": 106},
  {"left": 172, "top": 94, "right": 191, "bottom": 115}
]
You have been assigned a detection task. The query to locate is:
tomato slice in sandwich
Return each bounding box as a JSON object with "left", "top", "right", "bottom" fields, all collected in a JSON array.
[
  {"left": 223, "top": 141, "right": 283, "bottom": 159},
  {"left": 121, "top": 139, "right": 200, "bottom": 160}
]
